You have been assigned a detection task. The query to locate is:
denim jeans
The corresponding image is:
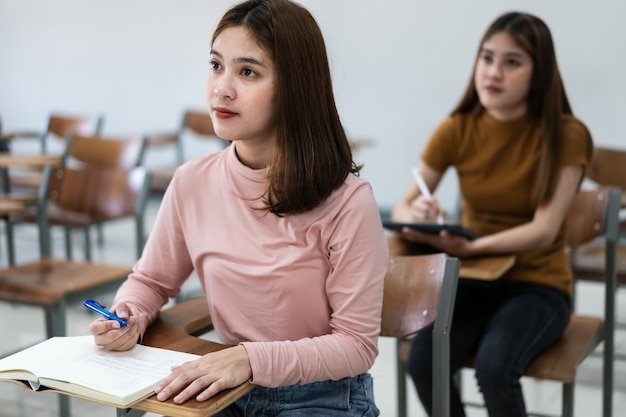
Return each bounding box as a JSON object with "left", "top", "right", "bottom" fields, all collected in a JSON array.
[
  {"left": 214, "top": 373, "right": 379, "bottom": 416},
  {"left": 408, "top": 278, "right": 571, "bottom": 417}
]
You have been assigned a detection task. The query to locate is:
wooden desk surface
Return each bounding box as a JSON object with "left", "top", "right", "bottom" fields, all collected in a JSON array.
[
  {"left": 387, "top": 234, "right": 515, "bottom": 281},
  {"left": 0, "top": 199, "right": 25, "bottom": 216},
  {"left": 0, "top": 152, "right": 61, "bottom": 167},
  {"left": 130, "top": 297, "right": 254, "bottom": 417}
]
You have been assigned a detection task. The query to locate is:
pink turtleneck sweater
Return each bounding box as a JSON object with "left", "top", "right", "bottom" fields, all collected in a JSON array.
[{"left": 113, "top": 143, "right": 388, "bottom": 388}]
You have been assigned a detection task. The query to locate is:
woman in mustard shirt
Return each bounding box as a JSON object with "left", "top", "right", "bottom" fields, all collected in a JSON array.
[{"left": 392, "top": 12, "right": 593, "bottom": 417}]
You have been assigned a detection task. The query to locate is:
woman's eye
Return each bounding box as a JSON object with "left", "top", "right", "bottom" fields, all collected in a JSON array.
[
  {"left": 480, "top": 54, "right": 492, "bottom": 63},
  {"left": 209, "top": 60, "right": 221, "bottom": 70},
  {"left": 506, "top": 59, "right": 520, "bottom": 68},
  {"left": 241, "top": 68, "right": 257, "bottom": 77}
]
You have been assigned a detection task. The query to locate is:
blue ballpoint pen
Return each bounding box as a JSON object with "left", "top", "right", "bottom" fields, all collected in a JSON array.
[{"left": 83, "top": 299, "right": 128, "bottom": 326}]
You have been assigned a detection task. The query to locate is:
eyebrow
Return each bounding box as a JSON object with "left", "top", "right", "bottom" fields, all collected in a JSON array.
[
  {"left": 480, "top": 47, "right": 526, "bottom": 59},
  {"left": 210, "top": 49, "right": 267, "bottom": 67}
]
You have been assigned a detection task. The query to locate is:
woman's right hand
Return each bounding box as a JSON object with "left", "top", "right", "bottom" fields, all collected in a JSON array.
[
  {"left": 89, "top": 302, "right": 142, "bottom": 352},
  {"left": 407, "top": 195, "right": 445, "bottom": 223}
]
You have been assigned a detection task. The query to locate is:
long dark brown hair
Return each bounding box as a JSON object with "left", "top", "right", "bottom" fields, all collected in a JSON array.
[
  {"left": 212, "top": 0, "right": 360, "bottom": 216},
  {"left": 453, "top": 12, "right": 572, "bottom": 205}
]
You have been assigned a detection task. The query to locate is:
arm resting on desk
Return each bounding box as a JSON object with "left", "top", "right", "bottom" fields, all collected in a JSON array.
[{"left": 130, "top": 297, "right": 254, "bottom": 417}]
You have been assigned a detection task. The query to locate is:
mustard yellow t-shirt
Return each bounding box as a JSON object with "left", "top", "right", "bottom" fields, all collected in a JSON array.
[{"left": 422, "top": 112, "right": 593, "bottom": 294}]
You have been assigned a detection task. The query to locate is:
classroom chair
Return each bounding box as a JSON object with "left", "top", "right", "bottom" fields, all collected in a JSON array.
[
  {"left": 462, "top": 186, "right": 620, "bottom": 417},
  {"left": 144, "top": 109, "right": 229, "bottom": 195},
  {"left": 570, "top": 146, "right": 626, "bottom": 359},
  {"left": 0, "top": 113, "right": 104, "bottom": 203},
  {"left": 393, "top": 186, "right": 620, "bottom": 417},
  {"left": 5, "top": 133, "right": 149, "bottom": 264},
  {"left": 381, "top": 253, "right": 460, "bottom": 417},
  {"left": 0, "top": 162, "right": 150, "bottom": 417}
]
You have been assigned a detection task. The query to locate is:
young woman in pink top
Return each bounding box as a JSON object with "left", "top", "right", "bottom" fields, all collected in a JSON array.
[{"left": 88, "top": 0, "right": 388, "bottom": 415}]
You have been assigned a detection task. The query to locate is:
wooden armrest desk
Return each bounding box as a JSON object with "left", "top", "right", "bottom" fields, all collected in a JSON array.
[
  {"left": 387, "top": 235, "right": 515, "bottom": 281},
  {"left": 115, "top": 297, "right": 254, "bottom": 417},
  {"left": 0, "top": 152, "right": 62, "bottom": 196},
  {"left": 0, "top": 153, "right": 62, "bottom": 168}
]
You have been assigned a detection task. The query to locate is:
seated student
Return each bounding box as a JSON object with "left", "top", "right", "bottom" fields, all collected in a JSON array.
[
  {"left": 391, "top": 11, "right": 593, "bottom": 417},
  {"left": 88, "top": 1, "right": 388, "bottom": 416}
]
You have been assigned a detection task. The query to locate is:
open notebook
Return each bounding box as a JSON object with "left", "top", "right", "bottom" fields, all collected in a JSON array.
[{"left": 0, "top": 335, "right": 200, "bottom": 407}]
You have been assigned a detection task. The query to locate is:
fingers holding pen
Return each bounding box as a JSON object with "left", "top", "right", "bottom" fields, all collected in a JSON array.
[
  {"left": 88, "top": 302, "right": 141, "bottom": 351},
  {"left": 409, "top": 195, "right": 444, "bottom": 223}
]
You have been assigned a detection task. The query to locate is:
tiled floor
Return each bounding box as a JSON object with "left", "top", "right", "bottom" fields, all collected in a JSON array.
[{"left": 1, "top": 196, "right": 625, "bottom": 416}]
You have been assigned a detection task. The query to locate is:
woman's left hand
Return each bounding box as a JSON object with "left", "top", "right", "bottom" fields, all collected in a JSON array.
[
  {"left": 155, "top": 344, "right": 252, "bottom": 404},
  {"left": 401, "top": 228, "right": 475, "bottom": 258}
]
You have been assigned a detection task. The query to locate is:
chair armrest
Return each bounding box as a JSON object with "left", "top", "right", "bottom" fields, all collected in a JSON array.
[
  {"left": 146, "top": 132, "right": 179, "bottom": 147},
  {"left": 0, "top": 130, "right": 41, "bottom": 141}
]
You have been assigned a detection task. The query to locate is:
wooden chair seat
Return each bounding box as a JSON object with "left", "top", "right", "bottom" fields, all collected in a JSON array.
[
  {"left": 524, "top": 315, "right": 602, "bottom": 382},
  {"left": 398, "top": 314, "right": 602, "bottom": 386},
  {"left": 0, "top": 258, "right": 130, "bottom": 306}
]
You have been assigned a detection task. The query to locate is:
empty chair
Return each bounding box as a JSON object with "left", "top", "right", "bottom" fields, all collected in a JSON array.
[
  {"left": 145, "top": 109, "right": 229, "bottom": 195},
  {"left": 382, "top": 254, "right": 460, "bottom": 417},
  {"left": 6, "top": 133, "right": 149, "bottom": 264},
  {"left": 0, "top": 162, "right": 149, "bottom": 417},
  {"left": 0, "top": 113, "right": 104, "bottom": 203}
]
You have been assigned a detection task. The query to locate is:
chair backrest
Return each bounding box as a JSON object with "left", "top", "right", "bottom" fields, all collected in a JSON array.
[
  {"left": 586, "top": 147, "right": 626, "bottom": 208},
  {"left": 565, "top": 186, "right": 620, "bottom": 417},
  {"left": 146, "top": 109, "right": 227, "bottom": 168},
  {"left": 380, "top": 253, "right": 460, "bottom": 417},
  {"left": 566, "top": 187, "right": 614, "bottom": 248},
  {"left": 587, "top": 147, "right": 626, "bottom": 189},
  {"left": 43, "top": 164, "right": 149, "bottom": 220},
  {"left": 62, "top": 133, "right": 147, "bottom": 169},
  {"left": 181, "top": 110, "right": 217, "bottom": 137},
  {"left": 42, "top": 114, "right": 104, "bottom": 153}
]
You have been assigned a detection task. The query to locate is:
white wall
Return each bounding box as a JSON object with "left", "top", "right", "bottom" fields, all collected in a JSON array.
[{"left": 1, "top": 0, "right": 624, "bottom": 211}]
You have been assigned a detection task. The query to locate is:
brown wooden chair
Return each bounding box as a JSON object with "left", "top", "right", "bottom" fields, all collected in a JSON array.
[
  {"left": 0, "top": 113, "right": 104, "bottom": 203},
  {"left": 145, "top": 109, "right": 229, "bottom": 195},
  {"left": 382, "top": 253, "right": 460, "bottom": 417},
  {"left": 463, "top": 186, "right": 620, "bottom": 417},
  {"left": 6, "top": 133, "right": 148, "bottom": 264},
  {"left": 0, "top": 163, "right": 149, "bottom": 417},
  {"left": 571, "top": 147, "right": 626, "bottom": 359},
  {"left": 393, "top": 187, "right": 621, "bottom": 417}
]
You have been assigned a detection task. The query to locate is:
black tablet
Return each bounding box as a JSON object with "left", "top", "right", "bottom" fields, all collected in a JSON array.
[{"left": 382, "top": 221, "right": 481, "bottom": 240}]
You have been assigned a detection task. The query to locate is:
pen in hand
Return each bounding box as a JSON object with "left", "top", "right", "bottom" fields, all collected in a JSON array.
[
  {"left": 83, "top": 299, "right": 128, "bottom": 327},
  {"left": 411, "top": 167, "right": 444, "bottom": 225}
]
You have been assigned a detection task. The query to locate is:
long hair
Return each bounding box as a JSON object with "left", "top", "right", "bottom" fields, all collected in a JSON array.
[
  {"left": 453, "top": 12, "right": 572, "bottom": 205},
  {"left": 212, "top": 0, "right": 360, "bottom": 216}
]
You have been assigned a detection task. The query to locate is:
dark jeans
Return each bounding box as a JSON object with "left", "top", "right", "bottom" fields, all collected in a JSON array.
[
  {"left": 214, "top": 373, "right": 379, "bottom": 416},
  {"left": 408, "top": 278, "right": 571, "bottom": 417}
]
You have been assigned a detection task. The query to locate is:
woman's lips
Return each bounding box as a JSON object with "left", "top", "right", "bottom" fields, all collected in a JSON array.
[
  {"left": 484, "top": 85, "right": 502, "bottom": 94},
  {"left": 214, "top": 107, "right": 237, "bottom": 119}
]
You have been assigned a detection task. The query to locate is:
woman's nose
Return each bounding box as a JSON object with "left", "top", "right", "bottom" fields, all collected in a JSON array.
[
  {"left": 487, "top": 62, "right": 502, "bottom": 79},
  {"left": 214, "top": 76, "right": 235, "bottom": 100}
]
